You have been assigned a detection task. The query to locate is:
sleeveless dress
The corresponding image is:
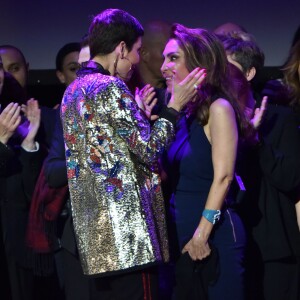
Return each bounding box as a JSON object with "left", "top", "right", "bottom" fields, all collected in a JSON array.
[{"left": 165, "top": 114, "right": 246, "bottom": 299}]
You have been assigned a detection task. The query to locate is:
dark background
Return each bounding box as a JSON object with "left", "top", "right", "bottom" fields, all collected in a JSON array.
[{"left": 1, "top": 0, "right": 299, "bottom": 106}]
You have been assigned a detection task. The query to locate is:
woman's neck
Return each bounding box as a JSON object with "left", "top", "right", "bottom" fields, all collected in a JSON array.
[{"left": 92, "top": 53, "right": 116, "bottom": 76}]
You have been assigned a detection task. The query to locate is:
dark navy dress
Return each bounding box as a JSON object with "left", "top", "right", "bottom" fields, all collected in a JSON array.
[{"left": 165, "top": 115, "right": 246, "bottom": 299}]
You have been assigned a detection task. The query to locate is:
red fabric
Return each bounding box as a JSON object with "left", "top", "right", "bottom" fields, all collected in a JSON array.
[{"left": 26, "top": 164, "right": 68, "bottom": 253}]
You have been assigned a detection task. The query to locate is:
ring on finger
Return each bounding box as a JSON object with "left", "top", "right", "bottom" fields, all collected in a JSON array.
[{"left": 193, "top": 84, "right": 198, "bottom": 90}]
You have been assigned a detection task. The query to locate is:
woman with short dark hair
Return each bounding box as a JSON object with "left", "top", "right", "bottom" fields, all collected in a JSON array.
[{"left": 61, "top": 9, "right": 204, "bottom": 299}]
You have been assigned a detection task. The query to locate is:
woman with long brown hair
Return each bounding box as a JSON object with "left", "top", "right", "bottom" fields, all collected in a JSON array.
[{"left": 161, "top": 24, "right": 254, "bottom": 299}]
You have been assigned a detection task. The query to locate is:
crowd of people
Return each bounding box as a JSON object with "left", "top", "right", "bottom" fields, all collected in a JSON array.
[{"left": 0, "top": 8, "right": 299, "bottom": 300}]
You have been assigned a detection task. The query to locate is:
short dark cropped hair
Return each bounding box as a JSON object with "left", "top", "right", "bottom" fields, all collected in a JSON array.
[
  {"left": 88, "top": 8, "right": 144, "bottom": 59},
  {"left": 220, "top": 33, "right": 265, "bottom": 73},
  {"left": 56, "top": 42, "right": 81, "bottom": 71}
]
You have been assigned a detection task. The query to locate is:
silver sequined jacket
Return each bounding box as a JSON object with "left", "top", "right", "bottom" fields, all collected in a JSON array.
[{"left": 61, "top": 73, "right": 175, "bottom": 276}]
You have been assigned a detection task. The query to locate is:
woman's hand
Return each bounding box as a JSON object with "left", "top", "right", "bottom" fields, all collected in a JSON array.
[
  {"left": 168, "top": 68, "right": 206, "bottom": 112},
  {"left": 0, "top": 102, "right": 21, "bottom": 145},
  {"left": 182, "top": 227, "right": 211, "bottom": 261},
  {"left": 20, "top": 99, "right": 41, "bottom": 150},
  {"left": 135, "top": 84, "right": 158, "bottom": 121}
]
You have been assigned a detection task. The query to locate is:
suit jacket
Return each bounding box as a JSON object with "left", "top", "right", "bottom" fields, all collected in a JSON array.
[
  {"left": 242, "top": 104, "right": 300, "bottom": 260},
  {"left": 0, "top": 141, "right": 43, "bottom": 267},
  {"left": 61, "top": 70, "right": 175, "bottom": 276},
  {"left": 0, "top": 104, "right": 56, "bottom": 268},
  {"left": 44, "top": 108, "right": 76, "bottom": 255}
]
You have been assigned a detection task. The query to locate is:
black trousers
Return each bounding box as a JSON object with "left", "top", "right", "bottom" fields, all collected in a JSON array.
[
  {"left": 92, "top": 267, "right": 159, "bottom": 300},
  {"left": 62, "top": 249, "right": 93, "bottom": 300},
  {"left": 263, "top": 257, "right": 300, "bottom": 300},
  {"left": 62, "top": 249, "right": 159, "bottom": 300},
  {"left": 0, "top": 219, "right": 12, "bottom": 300}
]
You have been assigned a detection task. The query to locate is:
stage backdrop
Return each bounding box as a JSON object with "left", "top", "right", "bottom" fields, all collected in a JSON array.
[{"left": 0, "top": 0, "right": 299, "bottom": 69}]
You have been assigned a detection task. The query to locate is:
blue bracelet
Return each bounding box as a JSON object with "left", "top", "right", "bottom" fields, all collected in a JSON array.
[{"left": 202, "top": 209, "right": 221, "bottom": 224}]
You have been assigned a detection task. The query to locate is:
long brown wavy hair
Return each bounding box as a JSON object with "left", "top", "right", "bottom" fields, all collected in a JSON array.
[
  {"left": 282, "top": 40, "right": 300, "bottom": 110},
  {"left": 170, "top": 24, "right": 253, "bottom": 139}
]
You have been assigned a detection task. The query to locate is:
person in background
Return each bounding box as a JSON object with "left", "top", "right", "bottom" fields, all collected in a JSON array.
[
  {"left": 281, "top": 39, "right": 300, "bottom": 233},
  {"left": 220, "top": 32, "right": 265, "bottom": 83},
  {"left": 0, "top": 55, "right": 13, "bottom": 300},
  {"left": 282, "top": 40, "right": 300, "bottom": 116},
  {"left": 55, "top": 42, "right": 81, "bottom": 87},
  {"left": 136, "top": 20, "right": 171, "bottom": 89},
  {"left": 263, "top": 25, "right": 300, "bottom": 234},
  {"left": 0, "top": 44, "right": 66, "bottom": 299},
  {"left": 61, "top": 9, "right": 204, "bottom": 300},
  {"left": 0, "top": 93, "right": 42, "bottom": 300},
  {"left": 213, "top": 22, "right": 248, "bottom": 36},
  {"left": 0, "top": 45, "right": 29, "bottom": 89},
  {"left": 127, "top": 20, "right": 171, "bottom": 115},
  {"left": 0, "top": 44, "right": 56, "bottom": 147},
  {"left": 222, "top": 32, "right": 300, "bottom": 300},
  {"left": 0, "top": 56, "right": 5, "bottom": 94},
  {"left": 42, "top": 38, "right": 96, "bottom": 300},
  {"left": 26, "top": 39, "right": 89, "bottom": 300}
]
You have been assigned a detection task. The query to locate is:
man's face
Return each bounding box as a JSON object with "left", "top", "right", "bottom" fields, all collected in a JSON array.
[
  {"left": 146, "top": 40, "right": 167, "bottom": 80},
  {"left": 140, "top": 31, "right": 170, "bottom": 87},
  {"left": 0, "top": 48, "right": 28, "bottom": 88}
]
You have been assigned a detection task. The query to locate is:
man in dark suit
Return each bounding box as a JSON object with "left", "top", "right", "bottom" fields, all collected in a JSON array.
[{"left": 0, "top": 52, "right": 57, "bottom": 299}]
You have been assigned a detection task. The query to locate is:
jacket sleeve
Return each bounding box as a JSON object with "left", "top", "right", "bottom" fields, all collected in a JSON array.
[
  {"left": 44, "top": 108, "right": 68, "bottom": 188},
  {"left": 97, "top": 79, "right": 175, "bottom": 169},
  {"left": 19, "top": 146, "right": 44, "bottom": 204},
  {"left": 0, "top": 142, "right": 14, "bottom": 177},
  {"left": 259, "top": 112, "right": 300, "bottom": 192}
]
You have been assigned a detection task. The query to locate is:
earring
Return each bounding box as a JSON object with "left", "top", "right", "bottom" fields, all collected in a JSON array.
[{"left": 113, "top": 56, "right": 119, "bottom": 76}]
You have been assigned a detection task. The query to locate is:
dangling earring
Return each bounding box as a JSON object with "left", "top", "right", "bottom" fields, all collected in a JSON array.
[
  {"left": 113, "top": 56, "right": 119, "bottom": 76},
  {"left": 120, "top": 46, "right": 132, "bottom": 71},
  {"left": 122, "top": 57, "right": 133, "bottom": 71}
]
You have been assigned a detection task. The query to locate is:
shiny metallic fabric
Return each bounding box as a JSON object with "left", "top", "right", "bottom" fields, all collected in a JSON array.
[{"left": 61, "top": 73, "right": 174, "bottom": 276}]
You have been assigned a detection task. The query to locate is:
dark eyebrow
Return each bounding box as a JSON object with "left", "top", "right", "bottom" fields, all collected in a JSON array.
[
  {"left": 162, "top": 51, "right": 178, "bottom": 58},
  {"left": 64, "top": 62, "right": 80, "bottom": 67},
  {"left": 8, "top": 63, "right": 20, "bottom": 68}
]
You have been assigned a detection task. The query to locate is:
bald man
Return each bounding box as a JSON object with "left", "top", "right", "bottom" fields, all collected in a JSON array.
[
  {"left": 213, "top": 22, "right": 247, "bottom": 36},
  {"left": 0, "top": 45, "right": 29, "bottom": 89},
  {"left": 136, "top": 20, "right": 171, "bottom": 89}
]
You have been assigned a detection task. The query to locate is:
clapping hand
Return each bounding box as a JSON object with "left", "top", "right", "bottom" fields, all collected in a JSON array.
[
  {"left": 135, "top": 84, "right": 158, "bottom": 121},
  {"left": 245, "top": 96, "right": 268, "bottom": 146},
  {"left": 0, "top": 103, "right": 21, "bottom": 145},
  {"left": 20, "top": 99, "right": 41, "bottom": 150},
  {"left": 250, "top": 96, "right": 268, "bottom": 130}
]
